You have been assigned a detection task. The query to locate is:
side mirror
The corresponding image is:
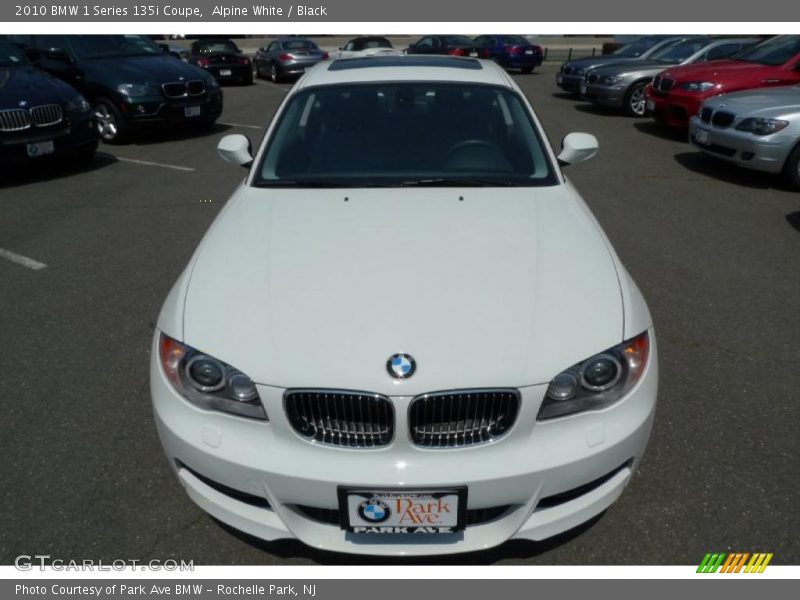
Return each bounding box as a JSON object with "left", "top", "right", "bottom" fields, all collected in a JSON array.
[
  {"left": 218, "top": 134, "right": 253, "bottom": 168},
  {"left": 557, "top": 132, "right": 598, "bottom": 166},
  {"left": 43, "top": 47, "right": 70, "bottom": 62}
]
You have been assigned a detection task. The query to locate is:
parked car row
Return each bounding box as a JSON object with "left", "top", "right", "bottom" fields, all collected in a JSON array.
[{"left": 559, "top": 35, "right": 800, "bottom": 188}]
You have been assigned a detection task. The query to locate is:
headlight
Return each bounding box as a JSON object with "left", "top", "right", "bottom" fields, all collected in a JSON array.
[
  {"left": 599, "top": 75, "right": 623, "bottom": 86},
  {"left": 116, "top": 83, "right": 159, "bottom": 98},
  {"left": 735, "top": 117, "right": 790, "bottom": 136},
  {"left": 205, "top": 76, "right": 220, "bottom": 90},
  {"left": 64, "top": 94, "right": 90, "bottom": 113},
  {"left": 158, "top": 333, "right": 267, "bottom": 420},
  {"left": 575, "top": 68, "right": 586, "bottom": 76},
  {"left": 678, "top": 81, "right": 716, "bottom": 93},
  {"left": 538, "top": 331, "right": 650, "bottom": 421}
]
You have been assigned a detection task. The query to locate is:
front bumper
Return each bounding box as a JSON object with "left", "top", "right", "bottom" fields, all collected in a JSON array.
[
  {"left": 0, "top": 113, "right": 97, "bottom": 164},
  {"left": 121, "top": 91, "right": 223, "bottom": 128},
  {"left": 202, "top": 64, "right": 252, "bottom": 82},
  {"left": 151, "top": 330, "right": 658, "bottom": 556},
  {"left": 556, "top": 72, "right": 585, "bottom": 94},
  {"left": 645, "top": 86, "right": 703, "bottom": 128},
  {"left": 582, "top": 83, "right": 627, "bottom": 108},
  {"left": 688, "top": 117, "right": 791, "bottom": 174}
]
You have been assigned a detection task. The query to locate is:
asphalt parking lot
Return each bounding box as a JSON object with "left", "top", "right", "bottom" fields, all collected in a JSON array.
[{"left": 1, "top": 62, "right": 799, "bottom": 566}]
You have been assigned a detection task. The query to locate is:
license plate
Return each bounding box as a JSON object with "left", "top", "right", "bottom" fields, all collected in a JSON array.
[
  {"left": 646, "top": 99, "right": 655, "bottom": 112},
  {"left": 525, "top": 49, "right": 533, "bottom": 55},
  {"left": 695, "top": 128, "right": 710, "bottom": 145},
  {"left": 26, "top": 140, "right": 54, "bottom": 158},
  {"left": 469, "top": 51, "right": 478, "bottom": 57},
  {"left": 219, "top": 69, "right": 232, "bottom": 76},
  {"left": 184, "top": 105, "right": 201, "bottom": 118},
  {"left": 339, "top": 488, "right": 466, "bottom": 534},
  {"left": 557, "top": 74, "right": 563, "bottom": 85},
  {"left": 580, "top": 83, "right": 587, "bottom": 95}
]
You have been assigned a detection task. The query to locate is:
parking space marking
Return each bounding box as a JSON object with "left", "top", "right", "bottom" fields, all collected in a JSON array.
[
  {"left": 99, "top": 154, "right": 196, "bottom": 172},
  {"left": 0, "top": 248, "right": 47, "bottom": 271},
  {"left": 219, "top": 121, "right": 263, "bottom": 130}
]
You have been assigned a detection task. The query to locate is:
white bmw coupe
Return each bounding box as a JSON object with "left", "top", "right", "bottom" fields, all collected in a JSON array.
[{"left": 151, "top": 55, "right": 658, "bottom": 556}]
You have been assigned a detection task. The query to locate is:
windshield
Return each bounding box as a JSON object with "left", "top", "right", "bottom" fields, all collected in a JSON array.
[
  {"left": 613, "top": 36, "right": 666, "bottom": 58},
  {"left": 362, "top": 38, "right": 391, "bottom": 49},
  {"left": 66, "top": 35, "right": 163, "bottom": 59},
  {"left": 0, "top": 40, "right": 28, "bottom": 67},
  {"left": 503, "top": 36, "right": 530, "bottom": 46},
  {"left": 254, "top": 82, "right": 556, "bottom": 188},
  {"left": 195, "top": 41, "right": 239, "bottom": 54},
  {"left": 650, "top": 38, "right": 709, "bottom": 62},
  {"left": 734, "top": 35, "right": 800, "bottom": 66}
]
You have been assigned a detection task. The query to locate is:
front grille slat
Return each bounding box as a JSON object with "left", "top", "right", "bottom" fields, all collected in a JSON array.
[
  {"left": 30, "top": 104, "right": 63, "bottom": 127},
  {"left": 409, "top": 389, "right": 520, "bottom": 448},
  {"left": 285, "top": 390, "right": 393, "bottom": 448},
  {"left": 711, "top": 110, "right": 735, "bottom": 128},
  {"left": 0, "top": 108, "right": 32, "bottom": 132}
]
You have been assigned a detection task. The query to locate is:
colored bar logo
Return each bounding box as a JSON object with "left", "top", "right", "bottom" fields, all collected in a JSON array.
[{"left": 697, "top": 552, "right": 773, "bottom": 573}]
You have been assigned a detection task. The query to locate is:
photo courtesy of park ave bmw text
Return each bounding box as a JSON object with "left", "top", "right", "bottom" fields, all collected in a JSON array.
[{"left": 0, "top": 0, "right": 798, "bottom": 592}]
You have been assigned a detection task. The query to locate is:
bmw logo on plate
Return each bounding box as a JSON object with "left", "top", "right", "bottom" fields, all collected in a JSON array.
[
  {"left": 387, "top": 353, "right": 416, "bottom": 379},
  {"left": 358, "top": 498, "right": 391, "bottom": 523}
]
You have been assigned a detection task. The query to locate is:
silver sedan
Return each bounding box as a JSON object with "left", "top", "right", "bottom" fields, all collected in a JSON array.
[
  {"left": 689, "top": 86, "right": 800, "bottom": 188},
  {"left": 582, "top": 37, "right": 756, "bottom": 116}
]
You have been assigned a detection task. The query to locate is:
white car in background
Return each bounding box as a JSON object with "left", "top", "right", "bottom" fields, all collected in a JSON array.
[
  {"left": 330, "top": 36, "right": 403, "bottom": 60},
  {"left": 151, "top": 55, "right": 658, "bottom": 556}
]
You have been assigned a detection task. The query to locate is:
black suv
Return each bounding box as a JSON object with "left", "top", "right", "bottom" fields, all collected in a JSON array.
[
  {"left": 11, "top": 35, "right": 223, "bottom": 143},
  {"left": 0, "top": 38, "right": 97, "bottom": 167}
]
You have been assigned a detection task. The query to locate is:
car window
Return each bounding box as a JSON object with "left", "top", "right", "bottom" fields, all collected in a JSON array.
[
  {"left": 64, "top": 35, "right": 162, "bottom": 59},
  {"left": 0, "top": 39, "right": 28, "bottom": 67},
  {"left": 613, "top": 37, "right": 665, "bottom": 58},
  {"left": 474, "top": 36, "right": 493, "bottom": 47},
  {"left": 703, "top": 42, "right": 743, "bottom": 61},
  {"left": 445, "top": 36, "right": 474, "bottom": 46},
  {"left": 416, "top": 37, "right": 435, "bottom": 49},
  {"left": 255, "top": 82, "right": 555, "bottom": 187},
  {"left": 283, "top": 39, "right": 318, "bottom": 50},
  {"left": 735, "top": 35, "right": 800, "bottom": 66},
  {"left": 344, "top": 41, "right": 356, "bottom": 51},
  {"left": 650, "top": 39, "right": 709, "bottom": 62},
  {"left": 195, "top": 41, "right": 239, "bottom": 54},
  {"left": 267, "top": 42, "right": 279, "bottom": 52},
  {"left": 504, "top": 36, "right": 530, "bottom": 46},
  {"left": 364, "top": 38, "right": 392, "bottom": 49}
]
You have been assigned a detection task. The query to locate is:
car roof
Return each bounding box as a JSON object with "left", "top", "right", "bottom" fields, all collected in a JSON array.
[{"left": 298, "top": 56, "right": 515, "bottom": 89}]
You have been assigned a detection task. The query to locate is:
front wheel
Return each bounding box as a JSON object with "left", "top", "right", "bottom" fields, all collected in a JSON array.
[
  {"left": 93, "top": 99, "right": 128, "bottom": 143},
  {"left": 783, "top": 142, "right": 800, "bottom": 189},
  {"left": 624, "top": 81, "right": 648, "bottom": 117},
  {"left": 270, "top": 62, "right": 281, "bottom": 83}
]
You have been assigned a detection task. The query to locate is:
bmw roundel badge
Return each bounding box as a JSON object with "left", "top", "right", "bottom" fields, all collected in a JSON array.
[
  {"left": 387, "top": 353, "right": 416, "bottom": 380},
  {"left": 358, "top": 498, "right": 391, "bottom": 523}
]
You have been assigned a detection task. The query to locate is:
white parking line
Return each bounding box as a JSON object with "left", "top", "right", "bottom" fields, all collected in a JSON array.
[
  {"left": 219, "top": 121, "right": 262, "bottom": 130},
  {"left": 99, "top": 154, "right": 196, "bottom": 172},
  {"left": 0, "top": 248, "right": 47, "bottom": 270}
]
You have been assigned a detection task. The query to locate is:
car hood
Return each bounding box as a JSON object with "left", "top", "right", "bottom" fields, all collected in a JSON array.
[
  {"left": 181, "top": 187, "right": 624, "bottom": 395},
  {"left": 81, "top": 55, "right": 207, "bottom": 86},
  {"left": 591, "top": 60, "right": 678, "bottom": 78},
  {"left": 703, "top": 85, "right": 800, "bottom": 114},
  {"left": 659, "top": 59, "right": 778, "bottom": 84},
  {"left": 0, "top": 66, "right": 77, "bottom": 106},
  {"left": 565, "top": 56, "right": 640, "bottom": 71}
]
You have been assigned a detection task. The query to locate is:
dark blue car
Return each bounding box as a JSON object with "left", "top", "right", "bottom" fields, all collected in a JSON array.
[{"left": 474, "top": 35, "right": 543, "bottom": 73}]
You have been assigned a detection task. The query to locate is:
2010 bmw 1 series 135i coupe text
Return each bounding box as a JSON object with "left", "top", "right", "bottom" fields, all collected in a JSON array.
[{"left": 151, "top": 56, "right": 658, "bottom": 556}]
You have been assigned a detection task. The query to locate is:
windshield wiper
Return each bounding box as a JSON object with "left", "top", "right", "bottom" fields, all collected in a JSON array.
[
  {"left": 400, "top": 178, "right": 517, "bottom": 187},
  {"left": 253, "top": 179, "right": 395, "bottom": 188}
]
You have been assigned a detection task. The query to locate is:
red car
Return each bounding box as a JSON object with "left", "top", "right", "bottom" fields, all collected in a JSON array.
[{"left": 645, "top": 35, "right": 800, "bottom": 127}]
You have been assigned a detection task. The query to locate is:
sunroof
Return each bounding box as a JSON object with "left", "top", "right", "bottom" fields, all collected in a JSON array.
[{"left": 328, "top": 56, "right": 483, "bottom": 71}]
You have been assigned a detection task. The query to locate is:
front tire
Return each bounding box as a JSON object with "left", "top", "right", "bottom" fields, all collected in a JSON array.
[
  {"left": 624, "top": 81, "right": 648, "bottom": 117},
  {"left": 93, "top": 98, "right": 128, "bottom": 144},
  {"left": 783, "top": 142, "right": 800, "bottom": 189}
]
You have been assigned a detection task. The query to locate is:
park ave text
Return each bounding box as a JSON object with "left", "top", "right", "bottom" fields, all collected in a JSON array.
[{"left": 16, "top": 584, "right": 316, "bottom": 596}]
